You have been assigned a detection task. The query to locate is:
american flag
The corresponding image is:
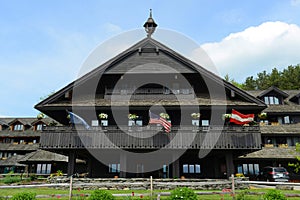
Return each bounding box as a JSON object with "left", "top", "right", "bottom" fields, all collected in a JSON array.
[{"left": 148, "top": 111, "right": 171, "bottom": 133}]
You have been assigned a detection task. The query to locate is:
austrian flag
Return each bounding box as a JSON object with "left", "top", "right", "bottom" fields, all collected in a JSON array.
[{"left": 230, "top": 109, "right": 254, "bottom": 125}]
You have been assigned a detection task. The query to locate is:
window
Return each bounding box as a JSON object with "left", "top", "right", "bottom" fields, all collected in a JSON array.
[
  {"left": 36, "top": 164, "right": 52, "bottom": 174},
  {"left": 128, "top": 120, "right": 135, "bottom": 126},
  {"left": 183, "top": 164, "right": 201, "bottom": 174},
  {"left": 36, "top": 124, "right": 43, "bottom": 131},
  {"left": 284, "top": 116, "right": 290, "bottom": 124},
  {"left": 136, "top": 120, "right": 143, "bottom": 126},
  {"left": 13, "top": 124, "right": 23, "bottom": 131},
  {"left": 264, "top": 96, "right": 280, "bottom": 105},
  {"left": 264, "top": 96, "right": 269, "bottom": 104},
  {"left": 195, "top": 164, "right": 201, "bottom": 173},
  {"left": 192, "top": 120, "right": 199, "bottom": 126},
  {"left": 237, "top": 165, "right": 243, "bottom": 174},
  {"left": 101, "top": 120, "right": 108, "bottom": 126},
  {"left": 189, "top": 165, "right": 195, "bottom": 173},
  {"left": 201, "top": 120, "right": 209, "bottom": 126},
  {"left": 239, "top": 164, "right": 260, "bottom": 175},
  {"left": 91, "top": 120, "right": 99, "bottom": 127},
  {"left": 109, "top": 163, "right": 120, "bottom": 173},
  {"left": 183, "top": 164, "right": 188, "bottom": 173}
]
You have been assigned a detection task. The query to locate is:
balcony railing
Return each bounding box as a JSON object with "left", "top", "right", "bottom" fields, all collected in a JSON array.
[{"left": 40, "top": 125, "right": 261, "bottom": 150}]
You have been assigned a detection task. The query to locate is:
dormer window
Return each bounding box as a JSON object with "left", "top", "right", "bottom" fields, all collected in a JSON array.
[
  {"left": 36, "top": 124, "right": 43, "bottom": 131},
  {"left": 13, "top": 124, "right": 24, "bottom": 131},
  {"left": 264, "top": 96, "right": 279, "bottom": 105}
]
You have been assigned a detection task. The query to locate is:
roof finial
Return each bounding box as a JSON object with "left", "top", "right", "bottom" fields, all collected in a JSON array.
[{"left": 143, "top": 9, "right": 158, "bottom": 37}]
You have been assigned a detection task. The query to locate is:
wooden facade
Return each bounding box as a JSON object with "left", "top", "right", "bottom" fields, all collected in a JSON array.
[{"left": 34, "top": 15, "right": 268, "bottom": 178}]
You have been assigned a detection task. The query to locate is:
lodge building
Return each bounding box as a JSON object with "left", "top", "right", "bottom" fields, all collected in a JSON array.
[
  {"left": 1, "top": 12, "right": 300, "bottom": 179},
  {"left": 34, "top": 12, "right": 266, "bottom": 179}
]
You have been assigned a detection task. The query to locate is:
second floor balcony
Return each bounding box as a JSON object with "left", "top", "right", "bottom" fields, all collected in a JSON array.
[{"left": 40, "top": 125, "right": 261, "bottom": 150}]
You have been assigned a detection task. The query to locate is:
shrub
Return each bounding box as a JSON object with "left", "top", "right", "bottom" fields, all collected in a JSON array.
[
  {"left": 11, "top": 192, "right": 36, "bottom": 200},
  {"left": 236, "top": 190, "right": 252, "bottom": 200},
  {"left": 2, "top": 175, "right": 21, "bottom": 184},
  {"left": 168, "top": 187, "right": 197, "bottom": 200},
  {"left": 89, "top": 190, "right": 115, "bottom": 200},
  {"left": 263, "top": 189, "right": 287, "bottom": 200},
  {"left": 29, "top": 174, "right": 37, "bottom": 181}
]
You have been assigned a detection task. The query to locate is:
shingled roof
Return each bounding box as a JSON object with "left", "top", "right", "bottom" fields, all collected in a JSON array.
[
  {"left": 0, "top": 155, "right": 26, "bottom": 167},
  {"left": 19, "top": 149, "right": 68, "bottom": 163},
  {"left": 260, "top": 123, "right": 300, "bottom": 135},
  {"left": 247, "top": 88, "right": 300, "bottom": 114},
  {"left": 240, "top": 147, "right": 300, "bottom": 159}
]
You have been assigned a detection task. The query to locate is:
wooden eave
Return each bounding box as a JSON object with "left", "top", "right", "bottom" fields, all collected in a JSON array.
[
  {"left": 240, "top": 147, "right": 300, "bottom": 159},
  {"left": 257, "top": 86, "right": 289, "bottom": 98}
]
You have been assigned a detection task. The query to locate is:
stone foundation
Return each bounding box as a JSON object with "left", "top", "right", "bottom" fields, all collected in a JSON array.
[{"left": 47, "top": 177, "right": 249, "bottom": 191}]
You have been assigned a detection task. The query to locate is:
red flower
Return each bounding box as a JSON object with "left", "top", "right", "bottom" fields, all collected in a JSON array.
[{"left": 132, "top": 192, "right": 135, "bottom": 196}]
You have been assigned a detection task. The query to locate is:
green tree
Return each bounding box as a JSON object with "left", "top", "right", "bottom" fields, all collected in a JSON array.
[
  {"left": 241, "top": 64, "right": 300, "bottom": 90},
  {"left": 281, "top": 65, "right": 300, "bottom": 89},
  {"left": 256, "top": 70, "right": 270, "bottom": 90},
  {"left": 268, "top": 68, "right": 281, "bottom": 88},
  {"left": 288, "top": 143, "right": 300, "bottom": 173},
  {"left": 241, "top": 76, "right": 256, "bottom": 90}
]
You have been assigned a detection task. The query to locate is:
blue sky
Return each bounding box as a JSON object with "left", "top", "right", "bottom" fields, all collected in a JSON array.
[{"left": 1, "top": 0, "right": 300, "bottom": 116}]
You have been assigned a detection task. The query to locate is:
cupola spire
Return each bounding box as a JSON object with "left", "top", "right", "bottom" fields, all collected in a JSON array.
[{"left": 143, "top": 9, "right": 158, "bottom": 37}]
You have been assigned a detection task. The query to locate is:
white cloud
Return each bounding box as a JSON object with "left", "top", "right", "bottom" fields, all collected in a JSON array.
[
  {"left": 103, "top": 23, "right": 122, "bottom": 35},
  {"left": 199, "top": 21, "right": 300, "bottom": 82},
  {"left": 291, "top": 0, "right": 300, "bottom": 6}
]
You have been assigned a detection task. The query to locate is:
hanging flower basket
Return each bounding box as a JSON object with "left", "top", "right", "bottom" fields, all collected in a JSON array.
[
  {"left": 160, "top": 113, "right": 170, "bottom": 119},
  {"left": 128, "top": 114, "right": 138, "bottom": 120},
  {"left": 222, "top": 114, "right": 232, "bottom": 120},
  {"left": 98, "top": 113, "right": 108, "bottom": 119},
  {"left": 191, "top": 113, "right": 201, "bottom": 119},
  {"left": 37, "top": 113, "right": 45, "bottom": 119},
  {"left": 258, "top": 112, "right": 267, "bottom": 119}
]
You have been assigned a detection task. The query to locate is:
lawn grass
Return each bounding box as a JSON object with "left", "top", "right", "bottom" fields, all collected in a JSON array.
[{"left": 1, "top": 187, "right": 300, "bottom": 199}]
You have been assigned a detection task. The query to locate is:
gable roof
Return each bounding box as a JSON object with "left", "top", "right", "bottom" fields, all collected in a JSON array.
[
  {"left": 19, "top": 149, "right": 68, "bottom": 163},
  {"left": 257, "top": 86, "right": 289, "bottom": 98},
  {"left": 35, "top": 37, "right": 266, "bottom": 112},
  {"left": 0, "top": 155, "right": 26, "bottom": 167},
  {"left": 0, "top": 119, "right": 8, "bottom": 126},
  {"left": 8, "top": 118, "right": 34, "bottom": 126},
  {"left": 290, "top": 92, "right": 300, "bottom": 103}
]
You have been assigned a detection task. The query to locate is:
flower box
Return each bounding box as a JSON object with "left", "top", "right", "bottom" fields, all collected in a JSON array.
[
  {"left": 99, "top": 113, "right": 108, "bottom": 119},
  {"left": 191, "top": 112, "right": 200, "bottom": 119},
  {"left": 159, "top": 113, "right": 169, "bottom": 119}
]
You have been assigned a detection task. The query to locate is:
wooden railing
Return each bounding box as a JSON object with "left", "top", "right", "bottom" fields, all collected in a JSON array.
[
  {"left": 105, "top": 88, "right": 193, "bottom": 95},
  {"left": 40, "top": 125, "right": 261, "bottom": 150}
]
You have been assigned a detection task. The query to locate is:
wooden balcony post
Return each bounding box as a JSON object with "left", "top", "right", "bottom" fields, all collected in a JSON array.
[
  {"left": 172, "top": 152, "right": 180, "bottom": 178},
  {"left": 67, "top": 151, "right": 76, "bottom": 176},
  {"left": 120, "top": 152, "right": 127, "bottom": 178},
  {"left": 225, "top": 152, "right": 234, "bottom": 179}
]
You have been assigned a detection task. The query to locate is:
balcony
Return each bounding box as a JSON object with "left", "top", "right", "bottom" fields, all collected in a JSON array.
[{"left": 40, "top": 125, "right": 261, "bottom": 150}]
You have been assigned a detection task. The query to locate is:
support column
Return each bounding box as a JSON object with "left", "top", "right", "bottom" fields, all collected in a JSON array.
[
  {"left": 120, "top": 152, "right": 127, "bottom": 178},
  {"left": 225, "top": 152, "right": 234, "bottom": 178},
  {"left": 67, "top": 151, "right": 76, "bottom": 176},
  {"left": 172, "top": 152, "right": 180, "bottom": 178},
  {"left": 87, "top": 157, "right": 93, "bottom": 178}
]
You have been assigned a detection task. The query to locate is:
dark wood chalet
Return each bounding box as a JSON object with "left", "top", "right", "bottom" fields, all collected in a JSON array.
[
  {"left": 236, "top": 87, "right": 300, "bottom": 180},
  {"left": 35, "top": 13, "right": 266, "bottom": 178},
  {"left": 0, "top": 117, "right": 59, "bottom": 174}
]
